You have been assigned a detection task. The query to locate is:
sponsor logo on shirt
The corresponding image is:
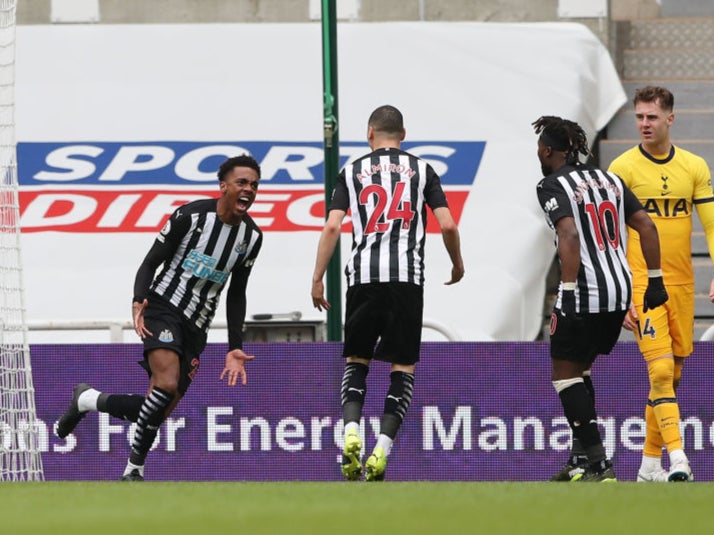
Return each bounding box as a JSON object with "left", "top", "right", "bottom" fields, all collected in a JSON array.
[
  {"left": 642, "top": 197, "right": 689, "bottom": 218},
  {"left": 182, "top": 250, "right": 229, "bottom": 284},
  {"left": 544, "top": 198, "right": 559, "bottom": 212}
]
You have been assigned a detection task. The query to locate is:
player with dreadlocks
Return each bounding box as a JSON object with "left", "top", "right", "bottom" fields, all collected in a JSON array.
[
  {"left": 533, "top": 115, "right": 669, "bottom": 482},
  {"left": 532, "top": 115, "right": 591, "bottom": 166}
]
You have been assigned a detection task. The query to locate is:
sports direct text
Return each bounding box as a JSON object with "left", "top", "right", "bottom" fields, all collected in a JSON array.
[{"left": 18, "top": 141, "right": 483, "bottom": 233}]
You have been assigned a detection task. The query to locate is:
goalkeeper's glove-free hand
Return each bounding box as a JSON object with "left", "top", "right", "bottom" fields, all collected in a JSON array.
[{"left": 643, "top": 276, "right": 668, "bottom": 312}]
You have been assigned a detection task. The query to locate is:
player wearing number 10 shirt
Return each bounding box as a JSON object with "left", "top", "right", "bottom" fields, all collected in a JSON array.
[
  {"left": 312, "top": 105, "right": 464, "bottom": 481},
  {"left": 533, "top": 116, "right": 667, "bottom": 482}
]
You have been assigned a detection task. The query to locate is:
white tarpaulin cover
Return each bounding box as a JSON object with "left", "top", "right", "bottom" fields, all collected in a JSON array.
[{"left": 15, "top": 22, "right": 626, "bottom": 342}]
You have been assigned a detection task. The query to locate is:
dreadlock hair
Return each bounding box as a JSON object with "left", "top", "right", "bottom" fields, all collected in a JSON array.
[{"left": 532, "top": 115, "right": 591, "bottom": 165}]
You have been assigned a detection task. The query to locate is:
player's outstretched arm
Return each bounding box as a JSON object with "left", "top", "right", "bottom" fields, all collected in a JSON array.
[
  {"left": 220, "top": 349, "right": 255, "bottom": 387},
  {"left": 312, "top": 209, "right": 346, "bottom": 310},
  {"left": 432, "top": 207, "right": 464, "bottom": 285}
]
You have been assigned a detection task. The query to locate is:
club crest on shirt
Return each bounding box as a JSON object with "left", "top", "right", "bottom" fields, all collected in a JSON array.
[
  {"left": 158, "top": 329, "right": 174, "bottom": 343},
  {"left": 660, "top": 175, "right": 670, "bottom": 195},
  {"left": 235, "top": 241, "right": 248, "bottom": 255}
]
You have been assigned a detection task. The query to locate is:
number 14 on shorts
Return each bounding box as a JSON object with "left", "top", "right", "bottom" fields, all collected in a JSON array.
[{"left": 636, "top": 317, "right": 656, "bottom": 339}]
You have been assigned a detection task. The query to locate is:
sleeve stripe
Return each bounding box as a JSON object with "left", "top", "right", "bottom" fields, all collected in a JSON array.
[{"left": 693, "top": 197, "right": 714, "bottom": 205}]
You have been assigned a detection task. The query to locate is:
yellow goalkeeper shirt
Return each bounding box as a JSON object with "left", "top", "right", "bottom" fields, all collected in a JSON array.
[{"left": 608, "top": 144, "right": 714, "bottom": 287}]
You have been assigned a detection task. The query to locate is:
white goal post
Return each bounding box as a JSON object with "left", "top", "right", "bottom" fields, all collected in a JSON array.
[{"left": 0, "top": 0, "right": 44, "bottom": 481}]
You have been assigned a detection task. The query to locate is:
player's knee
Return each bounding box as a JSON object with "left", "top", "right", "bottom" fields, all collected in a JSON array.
[
  {"left": 143, "top": 386, "right": 175, "bottom": 426},
  {"left": 647, "top": 358, "right": 675, "bottom": 398},
  {"left": 153, "top": 378, "right": 180, "bottom": 396}
]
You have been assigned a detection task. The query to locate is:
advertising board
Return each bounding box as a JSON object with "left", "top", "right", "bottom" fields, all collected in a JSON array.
[
  {"left": 31, "top": 342, "right": 714, "bottom": 482},
  {"left": 16, "top": 22, "right": 626, "bottom": 342}
]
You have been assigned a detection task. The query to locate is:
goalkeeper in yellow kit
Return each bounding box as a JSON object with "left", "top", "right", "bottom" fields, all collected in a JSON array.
[{"left": 609, "top": 86, "right": 714, "bottom": 482}]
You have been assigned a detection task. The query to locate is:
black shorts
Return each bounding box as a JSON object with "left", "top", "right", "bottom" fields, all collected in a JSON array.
[
  {"left": 343, "top": 282, "right": 424, "bottom": 365},
  {"left": 139, "top": 295, "right": 207, "bottom": 395},
  {"left": 549, "top": 309, "right": 627, "bottom": 364}
]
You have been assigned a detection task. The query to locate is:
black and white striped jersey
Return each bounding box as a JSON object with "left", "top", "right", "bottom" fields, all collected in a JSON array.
[
  {"left": 136, "top": 198, "right": 262, "bottom": 347},
  {"left": 537, "top": 163, "right": 643, "bottom": 313},
  {"left": 329, "top": 147, "right": 449, "bottom": 287}
]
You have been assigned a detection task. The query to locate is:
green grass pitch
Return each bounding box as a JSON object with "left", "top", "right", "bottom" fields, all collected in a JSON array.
[{"left": 2, "top": 481, "right": 714, "bottom": 534}]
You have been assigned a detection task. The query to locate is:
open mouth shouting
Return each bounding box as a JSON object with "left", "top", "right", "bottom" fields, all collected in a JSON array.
[{"left": 219, "top": 166, "right": 260, "bottom": 225}]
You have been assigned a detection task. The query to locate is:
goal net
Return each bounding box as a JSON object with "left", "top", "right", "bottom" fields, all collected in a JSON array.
[{"left": 0, "top": 0, "right": 44, "bottom": 481}]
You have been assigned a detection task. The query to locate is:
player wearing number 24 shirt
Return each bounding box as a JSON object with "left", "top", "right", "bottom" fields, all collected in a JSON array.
[{"left": 312, "top": 105, "right": 464, "bottom": 482}]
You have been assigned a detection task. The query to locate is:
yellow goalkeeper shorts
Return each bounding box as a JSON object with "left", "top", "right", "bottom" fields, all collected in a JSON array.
[{"left": 630, "top": 284, "right": 694, "bottom": 361}]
